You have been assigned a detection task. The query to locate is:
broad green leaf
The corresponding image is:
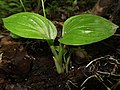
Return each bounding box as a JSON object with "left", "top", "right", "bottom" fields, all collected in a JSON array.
[
  {"left": 59, "top": 14, "right": 119, "bottom": 45},
  {"left": 3, "top": 12, "right": 57, "bottom": 40}
]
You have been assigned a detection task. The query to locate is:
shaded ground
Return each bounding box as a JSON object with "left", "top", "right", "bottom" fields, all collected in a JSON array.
[{"left": 0, "top": 36, "right": 67, "bottom": 90}]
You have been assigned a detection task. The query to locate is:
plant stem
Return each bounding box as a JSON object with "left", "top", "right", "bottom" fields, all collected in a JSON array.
[
  {"left": 48, "top": 41, "right": 64, "bottom": 74},
  {"left": 53, "top": 56, "right": 64, "bottom": 74},
  {"left": 50, "top": 45, "right": 58, "bottom": 60},
  {"left": 41, "top": 0, "right": 46, "bottom": 17},
  {"left": 20, "top": 0, "right": 26, "bottom": 12},
  {"left": 41, "top": 0, "right": 64, "bottom": 74},
  {"left": 66, "top": 56, "right": 70, "bottom": 73}
]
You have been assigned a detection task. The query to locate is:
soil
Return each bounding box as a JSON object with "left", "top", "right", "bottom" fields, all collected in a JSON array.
[
  {"left": 0, "top": 36, "right": 67, "bottom": 90},
  {"left": 1, "top": 1, "right": 120, "bottom": 90}
]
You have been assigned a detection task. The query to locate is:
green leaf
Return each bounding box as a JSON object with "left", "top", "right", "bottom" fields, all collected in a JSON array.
[
  {"left": 3, "top": 12, "right": 57, "bottom": 40},
  {"left": 59, "top": 14, "right": 119, "bottom": 45}
]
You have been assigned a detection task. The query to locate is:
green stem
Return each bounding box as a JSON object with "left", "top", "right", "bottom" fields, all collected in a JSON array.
[
  {"left": 41, "top": 0, "right": 64, "bottom": 74},
  {"left": 50, "top": 45, "right": 58, "bottom": 60},
  {"left": 41, "top": 0, "right": 46, "bottom": 17},
  {"left": 20, "top": 0, "right": 26, "bottom": 12},
  {"left": 50, "top": 46, "right": 64, "bottom": 73},
  {"left": 58, "top": 44, "right": 63, "bottom": 63},
  {"left": 48, "top": 41, "right": 64, "bottom": 74},
  {"left": 53, "top": 56, "right": 64, "bottom": 74},
  {"left": 66, "top": 56, "right": 70, "bottom": 73}
]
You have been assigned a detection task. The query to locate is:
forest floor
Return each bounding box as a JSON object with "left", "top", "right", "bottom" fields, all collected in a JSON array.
[{"left": 0, "top": 1, "right": 120, "bottom": 90}]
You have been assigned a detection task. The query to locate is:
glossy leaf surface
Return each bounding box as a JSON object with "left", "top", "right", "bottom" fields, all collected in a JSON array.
[
  {"left": 3, "top": 12, "right": 57, "bottom": 39},
  {"left": 59, "top": 14, "right": 118, "bottom": 45}
]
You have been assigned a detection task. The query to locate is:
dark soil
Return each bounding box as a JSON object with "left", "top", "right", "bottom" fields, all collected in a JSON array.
[{"left": 0, "top": 36, "right": 67, "bottom": 90}]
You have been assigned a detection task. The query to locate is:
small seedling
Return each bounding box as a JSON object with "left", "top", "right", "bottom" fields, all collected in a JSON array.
[{"left": 2, "top": 12, "right": 118, "bottom": 74}]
